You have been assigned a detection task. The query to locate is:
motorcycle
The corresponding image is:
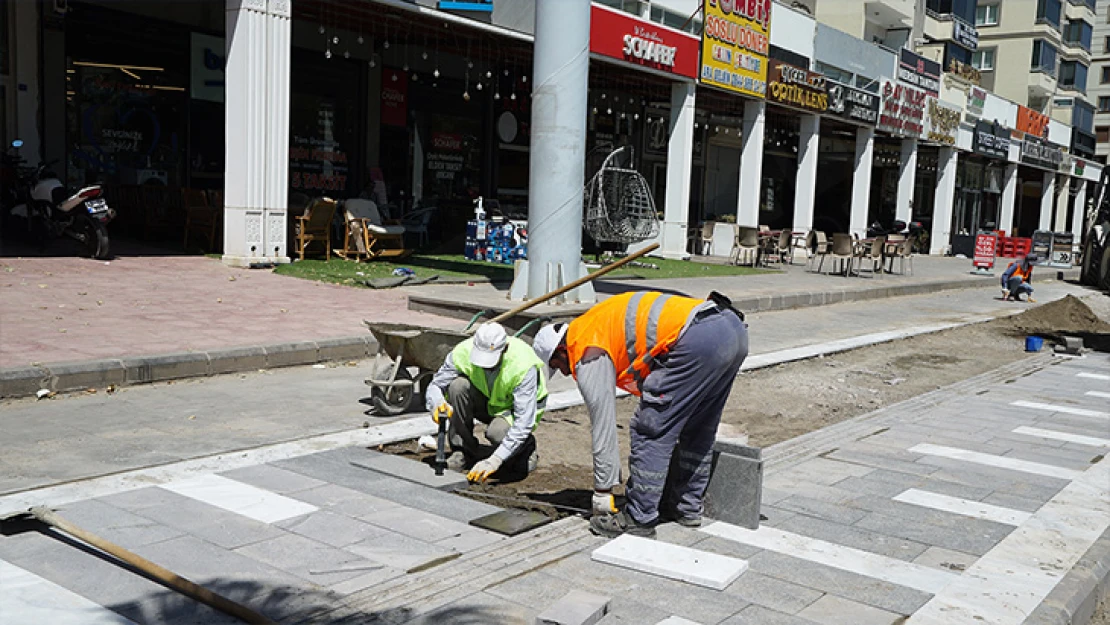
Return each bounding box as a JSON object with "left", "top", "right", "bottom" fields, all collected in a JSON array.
[
  {"left": 867, "top": 219, "right": 928, "bottom": 253},
  {"left": 2, "top": 139, "right": 115, "bottom": 259}
]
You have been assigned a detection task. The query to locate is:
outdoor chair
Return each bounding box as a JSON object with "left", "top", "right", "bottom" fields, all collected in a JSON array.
[
  {"left": 854, "top": 234, "right": 887, "bottom": 278},
  {"left": 401, "top": 205, "right": 437, "bottom": 249},
  {"left": 338, "top": 198, "right": 409, "bottom": 261},
  {"left": 774, "top": 230, "right": 793, "bottom": 265},
  {"left": 700, "top": 221, "right": 716, "bottom": 255},
  {"left": 182, "top": 188, "right": 221, "bottom": 251},
  {"left": 890, "top": 237, "right": 914, "bottom": 275},
  {"left": 295, "top": 197, "right": 338, "bottom": 260},
  {"left": 826, "top": 233, "right": 855, "bottom": 276},
  {"left": 731, "top": 226, "right": 760, "bottom": 267},
  {"left": 807, "top": 231, "right": 830, "bottom": 272}
]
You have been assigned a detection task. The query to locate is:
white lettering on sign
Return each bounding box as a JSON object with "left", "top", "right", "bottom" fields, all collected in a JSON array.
[{"left": 623, "top": 34, "right": 677, "bottom": 67}]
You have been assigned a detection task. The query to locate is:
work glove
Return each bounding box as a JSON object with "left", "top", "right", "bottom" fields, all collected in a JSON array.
[
  {"left": 592, "top": 491, "right": 618, "bottom": 515},
  {"left": 467, "top": 456, "right": 503, "bottom": 483},
  {"left": 432, "top": 402, "right": 453, "bottom": 425}
]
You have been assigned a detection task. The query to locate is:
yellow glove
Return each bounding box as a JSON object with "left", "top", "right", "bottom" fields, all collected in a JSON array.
[
  {"left": 592, "top": 491, "right": 618, "bottom": 515},
  {"left": 432, "top": 402, "right": 453, "bottom": 424},
  {"left": 467, "top": 456, "right": 503, "bottom": 483}
]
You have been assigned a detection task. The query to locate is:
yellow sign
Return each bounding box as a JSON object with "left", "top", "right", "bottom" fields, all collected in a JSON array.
[{"left": 699, "top": 0, "right": 770, "bottom": 98}]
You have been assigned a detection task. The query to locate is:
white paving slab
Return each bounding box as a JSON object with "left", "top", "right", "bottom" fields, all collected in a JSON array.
[
  {"left": 656, "top": 618, "right": 702, "bottom": 625},
  {"left": 1009, "top": 401, "right": 1109, "bottom": 419},
  {"left": 158, "top": 474, "right": 317, "bottom": 523},
  {"left": 907, "top": 456, "right": 1110, "bottom": 624},
  {"left": 1077, "top": 372, "right": 1110, "bottom": 381},
  {"left": 1084, "top": 390, "right": 1110, "bottom": 399},
  {"left": 892, "top": 489, "right": 1031, "bottom": 526},
  {"left": 591, "top": 534, "right": 748, "bottom": 591},
  {"left": 0, "top": 559, "right": 137, "bottom": 625},
  {"left": 1012, "top": 426, "right": 1110, "bottom": 448},
  {"left": 908, "top": 443, "right": 1082, "bottom": 480},
  {"left": 699, "top": 523, "right": 959, "bottom": 594}
]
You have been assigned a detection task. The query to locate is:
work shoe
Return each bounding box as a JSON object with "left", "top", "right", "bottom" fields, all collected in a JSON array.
[
  {"left": 674, "top": 514, "right": 703, "bottom": 528},
  {"left": 1027, "top": 297, "right": 1037, "bottom": 303},
  {"left": 589, "top": 510, "right": 656, "bottom": 539},
  {"left": 445, "top": 451, "right": 468, "bottom": 472}
]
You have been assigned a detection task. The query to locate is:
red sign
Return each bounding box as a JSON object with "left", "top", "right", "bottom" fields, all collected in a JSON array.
[
  {"left": 589, "top": 4, "right": 699, "bottom": 79},
  {"left": 974, "top": 234, "right": 997, "bottom": 269},
  {"left": 381, "top": 70, "right": 408, "bottom": 127},
  {"left": 1015, "top": 105, "right": 1049, "bottom": 139}
]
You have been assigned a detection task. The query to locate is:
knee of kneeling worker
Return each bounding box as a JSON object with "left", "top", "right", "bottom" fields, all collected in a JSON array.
[
  {"left": 447, "top": 377, "right": 473, "bottom": 401},
  {"left": 485, "top": 417, "right": 512, "bottom": 443}
]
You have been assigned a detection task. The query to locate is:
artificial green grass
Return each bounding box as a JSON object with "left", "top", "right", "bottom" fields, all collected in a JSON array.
[{"left": 272, "top": 253, "right": 767, "bottom": 287}]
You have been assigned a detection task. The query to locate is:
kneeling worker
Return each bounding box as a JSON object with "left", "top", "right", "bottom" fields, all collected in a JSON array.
[
  {"left": 532, "top": 292, "right": 748, "bottom": 538},
  {"left": 426, "top": 322, "right": 548, "bottom": 483}
]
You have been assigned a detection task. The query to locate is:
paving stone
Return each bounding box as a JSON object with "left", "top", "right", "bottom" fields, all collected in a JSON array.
[
  {"left": 923, "top": 464, "right": 1067, "bottom": 501},
  {"left": 1001, "top": 446, "right": 1103, "bottom": 470},
  {"left": 95, "top": 487, "right": 189, "bottom": 512},
  {"left": 655, "top": 618, "right": 702, "bottom": 625},
  {"left": 911, "top": 546, "right": 978, "bottom": 573},
  {"left": 348, "top": 450, "right": 468, "bottom": 491},
  {"left": 328, "top": 566, "right": 407, "bottom": 596},
  {"left": 754, "top": 506, "right": 799, "bottom": 528},
  {"left": 220, "top": 464, "right": 327, "bottom": 494},
  {"left": 980, "top": 490, "right": 1052, "bottom": 513},
  {"left": 723, "top": 571, "right": 823, "bottom": 614},
  {"left": 401, "top": 590, "right": 536, "bottom": 625},
  {"left": 689, "top": 535, "right": 763, "bottom": 560},
  {"left": 486, "top": 571, "right": 582, "bottom": 611},
  {"left": 469, "top": 509, "right": 552, "bottom": 536},
  {"left": 776, "top": 514, "right": 928, "bottom": 561},
  {"left": 434, "top": 527, "right": 506, "bottom": 553},
  {"left": 271, "top": 449, "right": 395, "bottom": 491},
  {"left": 824, "top": 447, "right": 940, "bottom": 477},
  {"left": 795, "top": 594, "right": 903, "bottom": 625},
  {"left": 591, "top": 534, "right": 748, "bottom": 591},
  {"left": 768, "top": 458, "right": 874, "bottom": 487},
  {"left": 830, "top": 476, "right": 906, "bottom": 498},
  {"left": 343, "top": 529, "right": 457, "bottom": 571},
  {"left": 535, "top": 589, "right": 611, "bottom": 625},
  {"left": 774, "top": 495, "right": 867, "bottom": 526},
  {"left": 233, "top": 533, "right": 383, "bottom": 587},
  {"left": 275, "top": 510, "right": 395, "bottom": 547},
  {"left": 853, "top": 510, "right": 1011, "bottom": 557},
  {"left": 857, "top": 468, "right": 995, "bottom": 501},
  {"left": 746, "top": 551, "right": 932, "bottom": 615},
  {"left": 718, "top": 605, "right": 819, "bottom": 625},
  {"left": 596, "top": 595, "right": 692, "bottom": 624},
  {"left": 54, "top": 499, "right": 185, "bottom": 548},
  {"left": 286, "top": 484, "right": 401, "bottom": 518},
  {"left": 361, "top": 504, "right": 475, "bottom": 543},
  {"left": 359, "top": 476, "right": 502, "bottom": 523},
  {"left": 704, "top": 444, "right": 763, "bottom": 529},
  {"left": 128, "top": 492, "right": 284, "bottom": 549},
  {"left": 653, "top": 522, "right": 707, "bottom": 547}
]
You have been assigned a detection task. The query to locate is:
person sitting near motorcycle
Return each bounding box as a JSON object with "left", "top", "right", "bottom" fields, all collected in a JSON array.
[
  {"left": 426, "top": 322, "right": 547, "bottom": 482},
  {"left": 1001, "top": 254, "right": 1037, "bottom": 303}
]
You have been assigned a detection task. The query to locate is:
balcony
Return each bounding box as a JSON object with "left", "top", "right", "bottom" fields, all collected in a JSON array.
[
  {"left": 1029, "top": 71, "right": 1058, "bottom": 99},
  {"left": 865, "top": 0, "right": 914, "bottom": 29},
  {"left": 1065, "top": 1, "right": 1095, "bottom": 21}
]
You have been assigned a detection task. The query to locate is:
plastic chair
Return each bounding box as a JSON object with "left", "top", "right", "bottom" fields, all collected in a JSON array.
[
  {"left": 807, "top": 231, "right": 829, "bottom": 272},
  {"left": 855, "top": 234, "right": 886, "bottom": 278},
  {"left": 700, "top": 221, "right": 716, "bottom": 255},
  {"left": 827, "top": 233, "right": 854, "bottom": 276},
  {"left": 732, "top": 226, "right": 760, "bottom": 266}
]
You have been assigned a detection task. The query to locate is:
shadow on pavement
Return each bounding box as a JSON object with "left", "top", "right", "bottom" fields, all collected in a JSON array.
[{"left": 0, "top": 233, "right": 203, "bottom": 259}]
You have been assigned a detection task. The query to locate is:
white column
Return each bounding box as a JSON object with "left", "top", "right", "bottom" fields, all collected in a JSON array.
[
  {"left": 1071, "top": 180, "right": 1087, "bottom": 243},
  {"left": 793, "top": 115, "right": 820, "bottom": 233},
  {"left": 1054, "top": 176, "right": 1069, "bottom": 232},
  {"left": 1037, "top": 171, "right": 1055, "bottom": 232},
  {"left": 737, "top": 99, "right": 765, "bottom": 227},
  {"left": 895, "top": 138, "right": 917, "bottom": 224},
  {"left": 930, "top": 147, "right": 958, "bottom": 255},
  {"left": 659, "top": 81, "right": 696, "bottom": 259},
  {"left": 849, "top": 126, "right": 874, "bottom": 237},
  {"left": 223, "top": 0, "right": 291, "bottom": 267},
  {"left": 999, "top": 163, "right": 1018, "bottom": 236}
]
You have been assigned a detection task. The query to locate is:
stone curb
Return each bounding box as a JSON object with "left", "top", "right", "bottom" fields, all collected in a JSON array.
[
  {"left": 0, "top": 336, "right": 379, "bottom": 399},
  {"left": 1024, "top": 527, "right": 1110, "bottom": 625}
]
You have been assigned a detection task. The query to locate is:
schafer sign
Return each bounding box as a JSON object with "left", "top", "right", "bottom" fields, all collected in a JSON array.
[
  {"left": 699, "top": 0, "right": 771, "bottom": 98},
  {"left": 878, "top": 80, "right": 926, "bottom": 138},
  {"left": 766, "top": 60, "right": 827, "bottom": 113},
  {"left": 590, "top": 4, "right": 699, "bottom": 79}
]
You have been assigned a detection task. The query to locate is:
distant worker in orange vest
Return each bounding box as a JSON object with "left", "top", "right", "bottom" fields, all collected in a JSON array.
[
  {"left": 531, "top": 291, "right": 748, "bottom": 538},
  {"left": 1001, "top": 254, "right": 1037, "bottom": 302}
]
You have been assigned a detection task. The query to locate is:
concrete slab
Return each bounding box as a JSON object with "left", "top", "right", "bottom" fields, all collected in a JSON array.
[
  {"left": 718, "top": 605, "right": 821, "bottom": 625},
  {"left": 796, "top": 594, "right": 904, "bottom": 624},
  {"left": 275, "top": 510, "right": 396, "bottom": 547},
  {"left": 158, "top": 474, "right": 318, "bottom": 524},
  {"left": 469, "top": 509, "right": 553, "bottom": 536},
  {"left": 655, "top": 618, "right": 702, "bottom": 625},
  {"left": 233, "top": 533, "right": 389, "bottom": 587},
  {"left": 126, "top": 493, "right": 285, "bottom": 549},
  {"left": 348, "top": 450, "right": 468, "bottom": 490},
  {"left": 535, "top": 590, "right": 611, "bottom": 625},
  {"left": 360, "top": 505, "right": 475, "bottom": 543},
  {"left": 591, "top": 534, "right": 748, "bottom": 591},
  {"left": 722, "top": 571, "right": 823, "bottom": 614},
  {"left": 220, "top": 464, "right": 328, "bottom": 494},
  {"left": 343, "top": 529, "right": 458, "bottom": 572},
  {"left": 0, "top": 559, "right": 137, "bottom": 625},
  {"left": 911, "top": 546, "right": 978, "bottom": 573}
]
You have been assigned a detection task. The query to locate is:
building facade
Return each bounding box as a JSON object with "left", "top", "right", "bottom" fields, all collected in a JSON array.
[{"left": 1094, "top": 0, "right": 1110, "bottom": 163}]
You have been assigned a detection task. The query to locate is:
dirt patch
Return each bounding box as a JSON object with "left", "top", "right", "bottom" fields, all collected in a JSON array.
[{"left": 382, "top": 295, "right": 1110, "bottom": 514}]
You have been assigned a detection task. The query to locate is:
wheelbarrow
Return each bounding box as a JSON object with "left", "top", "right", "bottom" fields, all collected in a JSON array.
[{"left": 362, "top": 242, "right": 660, "bottom": 415}]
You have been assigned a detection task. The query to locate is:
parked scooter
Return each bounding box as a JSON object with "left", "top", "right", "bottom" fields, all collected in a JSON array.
[
  {"left": 867, "top": 219, "right": 928, "bottom": 253},
  {"left": 2, "top": 139, "right": 115, "bottom": 259}
]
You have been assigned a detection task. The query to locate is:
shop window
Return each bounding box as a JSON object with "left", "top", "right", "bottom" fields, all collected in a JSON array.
[
  {"left": 1099, "top": 97, "right": 1110, "bottom": 113},
  {"left": 975, "top": 4, "right": 1000, "bottom": 26},
  {"left": 972, "top": 48, "right": 996, "bottom": 71},
  {"left": 1036, "top": 0, "right": 1062, "bottom": 29},
  {"left": 1031, "top": 40, "right": 1058, "bottom": 76},
  {"left": 1060, "top": 60, "right": 1088, "bottom": 92},
  {"left": 1062, "top": 19, "right": 1093, "bottom": 50}
]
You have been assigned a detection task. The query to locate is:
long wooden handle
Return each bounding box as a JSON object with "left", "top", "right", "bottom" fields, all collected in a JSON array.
[
  {"left": 30, "top": 507, "right": 276, "bottom": 625},
  {"left": 485, "top": 243, "right": 660, "bottom": 327}
]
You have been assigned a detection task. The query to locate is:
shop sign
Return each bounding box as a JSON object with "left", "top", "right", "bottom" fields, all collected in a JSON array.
[
  {"left": 381, "top": 70, "right": 408, "bottom": 127},
  {"left": 699, "top": 0, "right": 771, "bottom": 99},
  {"left": 437, "top": 1, "right": 493, "bottom": 12},
  {"left": 947, "top": 59, "right": 981, "bottom": 85},
  {"left": 897, "top": 48, "right": 941, "bottom": 97},
  {"left": 589, "top": 5, "right": 699, "bottom": 79},
  {"left": 1075, "top": 159, "right": 1086, "bottom": 177},
  {"left": 952, "top": 19, "right": 979, "bottom": 50},
  {"left": 1020, "top": 135, "right": 1064, "bottom": 170},
  {"left": 1016, "top": 105, "right": 1049, "bottom": 139},
  {"left": 190, "top": 32, "right": 225, "bottom": 103},
  {"left": 826, "top": 81, "right": 879, "bottom": 126},
  {"left": 877, "top": 80, "right": 926, "bottom": 138},
  {"left": 972, "top": 119, "right": 1012, "bottom": 159},
  {"left": 766, "top": 59, "right": 827, "bottom": 113},
  {"left": 966, "top": 86, "right": 986, "bottom": 117},
  {"left": 923, "top": 97, "right": 960, "bottom": 145},
  {"left": 973, "top": 233, "right": 997, "bottom": 269}
]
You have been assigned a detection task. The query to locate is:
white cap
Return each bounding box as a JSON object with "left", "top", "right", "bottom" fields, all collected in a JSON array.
[
  {"left": 470, "top": 322, "right": 509, "bottom": 369},
  {"left": 531, "top": 323, "right": 568, "bottom": 367}
]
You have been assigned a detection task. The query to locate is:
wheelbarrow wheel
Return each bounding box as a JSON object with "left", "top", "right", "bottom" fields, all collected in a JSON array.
[{"left": 371, "top": 368, "right": 415, "bottom": 416}]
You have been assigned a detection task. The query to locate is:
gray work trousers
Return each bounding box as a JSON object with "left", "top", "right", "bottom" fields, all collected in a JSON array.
[
  {"left": 626, "top": 308, "right": 749, "bottom": 524},
  {"left": 445, "top": 377, "right": 534, "bottom": 467}
]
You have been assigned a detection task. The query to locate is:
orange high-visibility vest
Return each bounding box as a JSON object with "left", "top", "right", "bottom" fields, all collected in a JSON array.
[{"left": 566, "top": 292, "right": 703, "bottom": 395}]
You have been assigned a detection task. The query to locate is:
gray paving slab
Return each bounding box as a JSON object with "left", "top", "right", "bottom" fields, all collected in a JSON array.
[
  {"left": 485, "top": 570, "right": 582, "bottom": 611},
  {"left": 353, "top": 475, "right": 502, "bottom": 523},
  {"left": 348, "top": 449, "right": 469, "bottom": 490},
  {"left": 96, "top": 485, "right": 190, "bottom": 511},
  {"left": 343, "top": 529, "right": 458, "bottom": 571},
  {"left": 535, "top": 589, "right": 611, "bottom": 625},
  {"left": 775, "top": 513, "right": 930, "bottom": 561},
  {"left": 914, "top": 455, "right": 1075, "bottom": 490},
  {"left": 746, "top": 550, "right": 932, "bottom": 615},
  {"left": 275, "top": 510, "right": 396, "bottom": 547},
  {"left": 980, "top": 490, "right": 1054, "bottom": 512},
  {"left": 773, "top": 495, "right": 868, "bottom": 526},
  {"left": 755, "top": 505, "right": 801, "bottom": 528},
  {"left": 651, "top": 522, "right": 706, "bottom": 547},
  {"left": 220, "top": 464, "right": 328, "bottom": 494},
  {"left": 127, "top": 491, "right": 285, "bottom": 549},
  {"left": 1001, "top": 445, "right": 1105, "bottom": 469},
  {"left": 54, "top": 498, "right": 185, "bottom": 548},
  {"left": 285, "top": 484, "right": 402, "bottom": 517},
  {"left": 911, "top": 546, "right": 978, "bottom": 573},
  {"left": 688, "top": 535, "right": 764, "bottom": 560},
  {"left": 233, "top": 532, "right": 389, "bottom": 587},
  {"left": 718, "top": 605, "right": 819, "bottom": 625},
  {"left": 434, "top": 527, "right": 507, "bottom": 553},
  {"left": 924, "top": 466, "right": 1065, "bottom": 502},
  {"left": 824, "top": 446, "right": 970, "bottom": 478},
  {"left": 853, "top": 509, "right": 1011, "bottom": 556},
  {"left": 399, "top": 590, "right": 536, "bottom": 625},
  {"left": 360, "top": 504, "right": 475, "bottom": 543},
  {"left": 795, "top": 594, "right": 903, "bottom": 625},
  {"left": 722, "top": 571, "right": 824, "bottom": 615}
]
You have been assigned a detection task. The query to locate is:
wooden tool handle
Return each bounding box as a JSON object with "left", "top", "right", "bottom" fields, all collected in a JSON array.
[
  {"left": 30, "top": 507, "right": 276, "bottom": 625},
  {"left": 485, "top": 243, "right": 660, "bottom": 328}
]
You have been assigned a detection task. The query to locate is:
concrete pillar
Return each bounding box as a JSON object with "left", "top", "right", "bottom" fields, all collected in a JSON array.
[
  {"left": 849, "top": 126, "right": 874, "bottom": 237},
  {"left": 1038, "top": 171, "right": 1055, "bottom": 232},
  {"left": 1071, "top": 180, "right": 1087, "bottom": 243},
  {"left": 930, "top": 147, "right": 958, "bottom": 255},
  {"left": 999, "top": 163, "right": 1018, "bottom": 236},
  {"left": 223, "top": 0, "right": 291, "bottom": 267},
  {"left": 12, "top": 0, "right": 41, "bottom": 161},
  {"left": 895, "top": 138, "right": 916, "bottom": 224},
  {"left": 516, "top": 0, "right": 591, "bottom": 302},
  {"left": 1054, "top": 176, "right": 1069, "bottom": 232},
  {"left": 793, "top": 115, "right": 820, "bottom": 233},
  {"left": 737, "top": 99, "right": 765, "bottom": 227},
  {"left": 659, "top": 81, "right": 696, "bottom": 259}
]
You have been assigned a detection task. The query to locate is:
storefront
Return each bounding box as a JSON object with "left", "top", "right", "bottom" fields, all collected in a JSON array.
[
  {"left": 951, "top": 120, "right": 1011, "bottom": 251},
  {"left": 761, "top": 58, "right": 826, "bottom": 230},
  {"left": 1016, "top": 136, "right": 1065, "bottom": 237},
  {"left": 816, "top": 80, "right": 879, "bottom": 235}
]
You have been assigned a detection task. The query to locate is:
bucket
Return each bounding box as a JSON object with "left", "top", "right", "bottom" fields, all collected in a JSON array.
[{"left": 1025, "top": 336, "right": 1044, "bottom": 352}]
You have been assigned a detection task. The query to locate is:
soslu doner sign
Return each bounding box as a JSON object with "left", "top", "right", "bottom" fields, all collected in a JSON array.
[{"left": 699, "top": 0, "right": 770, "bottom": 98}]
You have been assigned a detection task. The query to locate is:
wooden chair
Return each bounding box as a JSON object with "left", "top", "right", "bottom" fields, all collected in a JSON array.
[
  {"left": 295, "top": 197, "right": 338, "bottom": 260},
  {"left": 182, "top": 188, "right": 222, "bottom": 251},
  {"left": 338, "top": 199, "right": 409, "bottom": 261},
  {"left": 731, "top": 226, "right": 760, "bottom": 266}
]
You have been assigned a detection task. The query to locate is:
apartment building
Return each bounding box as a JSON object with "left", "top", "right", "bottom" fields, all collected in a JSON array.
[{"left": 1094, "top": 0, "right": 1110, "bottom": 163}]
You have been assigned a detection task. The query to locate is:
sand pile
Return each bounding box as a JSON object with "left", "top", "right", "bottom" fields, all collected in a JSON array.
[{"left": 1004, "top": 295, "right": 1110, "bottom": 336}]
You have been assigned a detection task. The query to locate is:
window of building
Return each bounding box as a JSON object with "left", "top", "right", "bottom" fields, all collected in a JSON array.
[
  {"left": 975, "top": 4, "right": 1000, "bottom": 26},
  {"left": 1097, "top": 127, "right": 1110, "bottom": 144},
  {"left": 1102, "top": 66, "right": 1110, "bottom": 83},
  {"left": 1036, "top": 0, "right": 1063, "bottom": 28},
  {"left": 650, "top": 5, "right": 699, "bottom": 33},
  {"left": 1074, "top": 100, "right": 1095, "bottom": 132},
  {"left": 1100, "top": 97, "right": 1110, "bottom": 112},
  {"left": 1106, "top": 36, "right": 1110, "bottom": 53},
  {"left": 927, "top": 0, "right": 976, "bottom": 23},
  {"left": 1031, "top": 40, "right": 1058, "bottom": 75},
  {"left": 945, "top": 42, "right": 972, "bottom": 67},
  {"left": 972, "top": 48, "right": 996, "bottom": 70},
  {"left": 816, "top": 61, "right": 854, "bottom": 86},
  {"left": 1060, "top": 60, "right": 1089, "bottom": 92},
  {"left": 1063, "top": 20, "right": 1094, "bottom": 50}
]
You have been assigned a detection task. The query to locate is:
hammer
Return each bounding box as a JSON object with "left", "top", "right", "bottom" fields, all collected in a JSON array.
[{"left": 1, "top": 506, "right": 275, "bottom": 625}]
